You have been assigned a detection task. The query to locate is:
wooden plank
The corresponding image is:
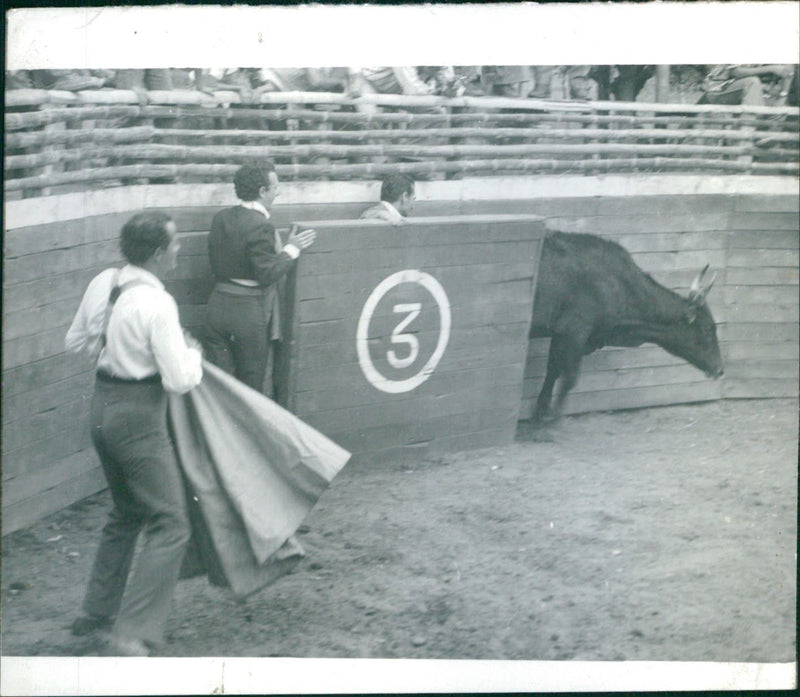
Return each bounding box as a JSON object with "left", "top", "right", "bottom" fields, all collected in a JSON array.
[
  {"left": 2, "top": 394, "right": 91, "bottom": 453},
  {"left": 546, "top": 212, "right": 731, "bottom": 235},
  {"left": 2, "top": 370, "right": 93, "bottom": 424},
  {"left": 524, "top": 344, "right": 690, "bottom": 377},
  {"left": 3, "top": 212, "right": 129, "bottom": 258},
  {"left": 719, "top": 322, "right": 799, "bottom": 342},
  {"left": 2, "top": 464, "right": 106, "bottom": 536},
  {"left": 721, "top": 285, "right": 799, "bottom": 306},
  {"left": 723, "top": 359, "right": 798, "bottom": 380},
  {"left": 522, "top": 362, "right": 713, "bottom": 400},
  {"left": 2, "top": 264, "right": 111, "bottom": 313},
  {"left": 2, "top": 324, "right": 76, "bottom": 370},
  {"left": 719, "top": 303, "right": 798, "bottom": 324},
  {"left": 605, "top": 231, "right": 729, "bottom": 253},
  {"left": 627, "top": 249, "right": 728, "bottom": 274},
  {"left": 520, "top": 380, "right": 723, "bottom": 418},
  {"left": 301, "top": 382, "right": 520, "bottom": 435},
  {"left": 3, "top": 296, "right": 88, "bottom": 341},
  {"left": 725, "top": 267, "right": 798, "bottom": 285},
  {"left": 731, "top": 212, "right": 800, "bottom": 230},
  {"left": 321, "top": 407, "right": 517, "bottom": 454},
  {"left": 298, "top": 321, "right": 530, "bottom": 368},
  {"left": 2, "top": 424, "right": 91, "bottom": 479},
  {"left": 296, "top": 260, "right": 536, "bottom": 302},
  {"left": 2, "top": 383, "right": 92, "bottom": 436},
  {"left": 727, "top": 248, "right": 799, "bottom": 268},
  {"left": 728, "top": 230, "right": 799, "bottom": 249},
  {"left": 299, "top": 239, "right": 538, "bottom": 276},
  {"left": 723, "top": 379, "right": 798, "bottom": 399},
  {"left": 2, "top": 448, "right": 98, "bottom": 508},
  {"left": 295, "top": 343, "right": 524, "bottom": 395},
  {"left": 296, "top": 281, "right": 533, "bottom": 326},
  {"left": 734, "top": 194, "right": 800, "bottom": 213},
  {"left": 295, "top": 363, "right": 526, "bottom": 415},
  {"left": 3, "top": 239, "right": 122, "bottom": 285},
  {"left": 725, "top": 342, "right": 798, "bottom": 361},
  {"left": 593, "top": 194, "right": 733, "bottom": 218},
  {"left": 2, "top": 353, "right": 93, "bottom": 397}
]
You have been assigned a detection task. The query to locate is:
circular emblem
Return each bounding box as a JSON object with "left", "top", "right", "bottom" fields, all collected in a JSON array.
[{"left": 356, "top": 270, "right": 451, "bottom": 394}]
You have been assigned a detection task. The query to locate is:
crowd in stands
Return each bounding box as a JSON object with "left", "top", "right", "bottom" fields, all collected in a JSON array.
[{"left": 8, "top": 65, "right": 799, "bottom": 107}]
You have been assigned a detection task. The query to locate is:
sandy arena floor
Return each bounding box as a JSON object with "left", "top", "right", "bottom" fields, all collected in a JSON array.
[{"left": 1, "top": 398, "right": 796, "bottom": 662}]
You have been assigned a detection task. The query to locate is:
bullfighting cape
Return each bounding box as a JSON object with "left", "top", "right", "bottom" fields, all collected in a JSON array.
[{"left": 168, "top": 360, "right": 350, "bottom": 599}]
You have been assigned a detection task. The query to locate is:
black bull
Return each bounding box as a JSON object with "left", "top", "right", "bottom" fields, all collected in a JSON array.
[{"left": 529, "top": 231, "right": 724, "bottom": 422}]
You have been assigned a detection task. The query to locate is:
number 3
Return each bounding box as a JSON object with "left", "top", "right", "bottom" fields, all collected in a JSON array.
[{"left": 387, "top": 303, "right": 421, "bottom": 369}]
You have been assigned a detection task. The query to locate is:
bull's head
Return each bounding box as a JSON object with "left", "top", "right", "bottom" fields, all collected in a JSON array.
[{"left": 681, "top": 265, "right": 724, "bottom": 378}]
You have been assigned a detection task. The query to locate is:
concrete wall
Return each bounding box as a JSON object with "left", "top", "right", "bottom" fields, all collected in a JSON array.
[{"left": 3, "top": 175, "right": 798, "bottom": 533}]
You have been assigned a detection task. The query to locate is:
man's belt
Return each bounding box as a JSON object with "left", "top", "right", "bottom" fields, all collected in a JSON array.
[{"left": 214, "top": 280, "right": 265, "bottom": 296}]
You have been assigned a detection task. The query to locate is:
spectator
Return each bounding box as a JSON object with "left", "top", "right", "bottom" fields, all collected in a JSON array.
[
  {"left": 418, "top": 66, "right": 467, "bottom": 97},
  {"left": 481, "top": 66, "right": 532, "bottom": 98},
  {"left": 6, "top": 70, "right": 33, "bottom": 89},
  {"left": 29, "top": 69, "right": 110, "bottom": 91},
  {"left": 529, "top": 66, "right": 555, "bottom": 98},
  {"left": 699, "top": 64, "right": 796, "bottom": 106},
  {"left": 565, "top": 66, "right": 599, "bottom": 101},
  {"left": 359, "top": 174, "right": 416, "bottom": 225}
]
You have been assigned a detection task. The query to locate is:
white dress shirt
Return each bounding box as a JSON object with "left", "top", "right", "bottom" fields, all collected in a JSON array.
[{"left": 65, "top": 265, "right": 203, "bottom": 394}]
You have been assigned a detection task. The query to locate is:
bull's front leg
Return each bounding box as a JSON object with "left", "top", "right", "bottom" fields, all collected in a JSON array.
[
  {"left": 533, "top": 334, "right": 566, "bottom": 422},
  {"left": 534, "top": 332, "right": 586, "bottom": 423}
]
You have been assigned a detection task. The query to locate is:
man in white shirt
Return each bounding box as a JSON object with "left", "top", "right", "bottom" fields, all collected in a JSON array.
[
  {"left": 359, "top": 174, "right": 416, "bottom": 225},
  {"left": 65, "top": 211, "right": 202, "bottom": 656}
]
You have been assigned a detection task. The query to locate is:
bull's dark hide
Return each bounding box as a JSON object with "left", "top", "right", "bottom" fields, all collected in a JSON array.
[{"left": 169, "top": 361, "right": 351, "bottom": 599}]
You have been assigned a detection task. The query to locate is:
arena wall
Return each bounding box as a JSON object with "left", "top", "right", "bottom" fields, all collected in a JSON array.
[{"left": 3, "top": 175, "right": 798, "bottom": 533}]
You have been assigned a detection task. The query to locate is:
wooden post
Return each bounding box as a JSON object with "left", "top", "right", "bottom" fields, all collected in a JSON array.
[{"left": 655, "top": 65, "right": 671, "bottom": 103}]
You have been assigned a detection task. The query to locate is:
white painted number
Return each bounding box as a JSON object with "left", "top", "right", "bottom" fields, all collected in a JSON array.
[
  {"left": 356, "top": 270, "right": 451, "bottom": 394},
  {"left": 387, "top": 303, "right": 422, "bottom": 369}
]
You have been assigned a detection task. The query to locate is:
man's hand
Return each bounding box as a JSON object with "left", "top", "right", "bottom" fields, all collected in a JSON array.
[{"left": 287, "top": 225, "right": 317, "bottom": 250}]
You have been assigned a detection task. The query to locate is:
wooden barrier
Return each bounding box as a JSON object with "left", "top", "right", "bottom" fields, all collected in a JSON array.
[
  {"left": 3, "top": 176, "right": 798, "bottom": 533},
  {"left": 283, "top": 215, "right": 545, "bottom": 463}
]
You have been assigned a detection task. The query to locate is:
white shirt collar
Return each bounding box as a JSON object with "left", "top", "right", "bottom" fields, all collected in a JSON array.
[
  {"left": 239, "top": 200, "right": 271, "bottom": 220},
  {"left": 380, "top": 200, "right": 403, "bottom": 220},
  {"left": 118, "top": 264, "right": 164, "bottom": 290}
]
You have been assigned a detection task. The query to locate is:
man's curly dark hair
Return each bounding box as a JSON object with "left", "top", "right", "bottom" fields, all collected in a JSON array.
[
  {"left": 120, "top": 211, "right": 173, "bottom": 265},
  {"left": 234, "top": 161, "right": 276, "bottom": 201}
]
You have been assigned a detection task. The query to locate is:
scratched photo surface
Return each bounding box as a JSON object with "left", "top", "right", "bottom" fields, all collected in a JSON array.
[{"left": 2, "top": 4, "right": 798, "bottom": 695}]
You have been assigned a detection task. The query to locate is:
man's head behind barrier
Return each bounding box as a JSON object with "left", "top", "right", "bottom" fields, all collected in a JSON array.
[
  {"left": 380, "top": 174, "right": 415, "bottom": 205},
  {"left": 234, "top": 162, "right": 277, "bottom": 202}
]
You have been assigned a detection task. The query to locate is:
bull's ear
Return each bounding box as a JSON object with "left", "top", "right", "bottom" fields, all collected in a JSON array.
[{"left": 685, "top": 305, "right": 698, "bottom": 324}]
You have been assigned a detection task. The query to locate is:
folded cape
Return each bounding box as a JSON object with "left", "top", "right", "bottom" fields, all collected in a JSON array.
[{"left": 169, "top": 360, "right": 350, "bottom": 599}]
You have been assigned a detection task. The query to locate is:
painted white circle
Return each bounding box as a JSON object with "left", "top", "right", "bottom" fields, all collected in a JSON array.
[{"left": 356, "top": 270, "right": 451, "bottom": 394}]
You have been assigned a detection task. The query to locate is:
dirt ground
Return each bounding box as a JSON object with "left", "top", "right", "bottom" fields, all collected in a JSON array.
[{"left": 1, "top": 398, "right": 796, "bottom": 662}]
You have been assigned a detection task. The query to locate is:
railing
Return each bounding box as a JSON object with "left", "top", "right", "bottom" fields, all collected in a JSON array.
[{"left": 5, "top": 88, "right": 799, "bottom": 197}]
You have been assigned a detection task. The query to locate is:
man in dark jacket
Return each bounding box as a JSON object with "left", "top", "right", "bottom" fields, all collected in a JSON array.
[{"left": 205, "top": 162, "right": 315, "bottom": 398}]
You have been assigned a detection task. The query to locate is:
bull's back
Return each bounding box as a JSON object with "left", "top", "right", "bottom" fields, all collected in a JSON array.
[{"left": 530, "top": 231, "right": 643, "bottom": 337}]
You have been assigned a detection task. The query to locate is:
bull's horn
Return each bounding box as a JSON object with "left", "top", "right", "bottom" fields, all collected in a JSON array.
[
  {"left": 689, "top": 264, "right": 710, "bottom": 295},
  {"left": 690, "top": 268, "right": 717, "bottom": 304}
]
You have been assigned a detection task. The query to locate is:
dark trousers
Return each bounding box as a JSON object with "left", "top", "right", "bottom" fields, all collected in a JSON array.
[
  {"left": 82, "top": 377, "right": 190, "bottom": 646},
  {"left": 205, "top": 287, "right": 277, "bottom": 397}
]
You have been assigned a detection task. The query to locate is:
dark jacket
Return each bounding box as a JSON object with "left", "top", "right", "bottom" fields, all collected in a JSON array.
[{"left": 208, "top": 206, "right": 295, "bottom": 286}]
